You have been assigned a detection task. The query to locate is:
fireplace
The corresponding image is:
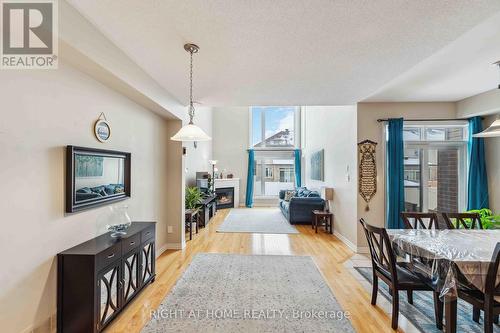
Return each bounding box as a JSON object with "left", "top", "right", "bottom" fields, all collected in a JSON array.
[{"left": 215, "top": 187, "right": 234, "bottom": 209}]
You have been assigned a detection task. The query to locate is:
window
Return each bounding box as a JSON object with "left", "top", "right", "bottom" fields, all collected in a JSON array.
[
  {"left": 279, "top": 167, "right": 294, "bottom": 182},
  {"left": 402, "top": 122, "right": 468, "bottom": 213},
  {"left": 251, "top": 106, "right": 299, "bottom": 148},
  {"left": 250, "top": 107, "right": 300, "bottom": 198},
  {"left": 253, "top": 151, "right": 296, "bottom": 197},
  {"left": 265, "top": 167, "right": 273, "bottom": 178}
]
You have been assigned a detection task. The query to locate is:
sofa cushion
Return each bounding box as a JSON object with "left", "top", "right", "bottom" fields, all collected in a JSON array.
[
  {"left": 284, "top": 190, "right": 295, "bottom": 201},
  {"left": 76, "top": 187, "right": 92, "bottom": 194},
  {"left": 280, "top": 200, "right": 290, "bottom": 213},
  {"left": 91, "top": 186, "right": 105, "bottom": 193},
  {"left": 296, "top": 187, "right": 306, "bottom": 197},
  {"left": 104, "top": 185, "right": 116, "bottom": 195},
  {"left": 307, "top": 191, "right": 320, "bottom": 198}
]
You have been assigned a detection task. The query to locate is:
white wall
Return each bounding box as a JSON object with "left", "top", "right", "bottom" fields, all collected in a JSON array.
[
  {"left": 484, "top": 115, "right": 500, "bottom": 213},
  {"left": 356, "top": 102, "right": 457, "bottom": 250},
  {"left": 456, "top": 89, "right": 500, "bottom": 118},
  {"left": 302, "top": 106, "right": 358, "bottom": 249},
  {"left": 0, "top": 63, "right": 174, "bottom": 333},
  {"left": 212, "top": 107, "right": 249, "bottom": 206},
  {"left": 457, "top": 90, "right": 500, "bottom": 214}
]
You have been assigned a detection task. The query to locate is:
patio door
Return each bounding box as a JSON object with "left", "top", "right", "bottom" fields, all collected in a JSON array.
[{"left": 404, "top": 143, "right": 467, "bottom": 213}]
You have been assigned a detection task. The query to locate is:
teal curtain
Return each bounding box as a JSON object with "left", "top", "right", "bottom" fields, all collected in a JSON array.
[
  {"left": 294, "top": 149, "right": 302, "bottom": 187},
  {"left": 386, "top": 118, "right": 405, "bottom": 229},
  {"left": 245, "top": 149, "right": 255, "bottom": 208},
  {"left": 467, "top": 117, "right": 489, "bottom": 210}
]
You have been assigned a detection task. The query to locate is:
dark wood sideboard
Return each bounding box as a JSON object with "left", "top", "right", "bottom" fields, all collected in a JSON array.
[
  {"left": 198, "top": 195, "right": 217, "bottom": 227},
  {"left": 57, "top": 222, "right": 156, "bottom": 333}
]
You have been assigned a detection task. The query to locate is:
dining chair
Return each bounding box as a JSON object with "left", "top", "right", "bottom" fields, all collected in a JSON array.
[
  {"left": 401, "top": 212, "right": 440, "bottom": 230},
  {"left": 442, "top": 212, "right": 483, "bottom": 230},
  {"left": 359, "top": 219, "right": 443, "bottom": 330},
  {"left": 457, "top": 242, "right": 500, "bottom": 333}
]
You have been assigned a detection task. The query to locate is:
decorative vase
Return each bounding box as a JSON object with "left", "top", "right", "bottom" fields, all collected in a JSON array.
[{"left": 107, "top": 205, "right": 132, "bottom": 238}]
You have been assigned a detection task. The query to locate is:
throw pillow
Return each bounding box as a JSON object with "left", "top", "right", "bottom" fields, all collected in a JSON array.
[{"left": 284, "top": 190, "right": 295, "bottom": 202}]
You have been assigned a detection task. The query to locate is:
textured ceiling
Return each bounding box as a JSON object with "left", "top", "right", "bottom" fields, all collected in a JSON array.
[
  {"left": 365, "top": 11, "right": 500, "bottom": 102},
  {"left": 67, "top": 0, "right": 500, "bottom": 106}
]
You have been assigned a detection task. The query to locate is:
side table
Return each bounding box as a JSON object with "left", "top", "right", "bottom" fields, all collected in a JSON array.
[{"left": 312, "top": 210, "right": 333, "bottom": 234}]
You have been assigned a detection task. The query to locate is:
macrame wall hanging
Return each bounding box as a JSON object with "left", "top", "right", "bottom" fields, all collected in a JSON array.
[{"left": 358, "top": 140, "right": 377, "bottom": 211}]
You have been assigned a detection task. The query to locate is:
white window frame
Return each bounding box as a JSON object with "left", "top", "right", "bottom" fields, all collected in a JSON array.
[
  {"left": 402, "top": 120, "right": 469, "bottom": 213},
  {"left": 248, "top": 106, "right": 301, "bottom": 150},
  {"left": 249, "top": 107, "right": 301, "bottom": 199},
  {"left": 265, "top": 167, "right": 273, "bottom": 178}
]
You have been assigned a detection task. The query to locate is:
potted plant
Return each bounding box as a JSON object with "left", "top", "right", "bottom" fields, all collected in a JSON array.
[
  {"left": 466, "top": 208, "right": 500, "bottom": 229},
  {"left": 185, "top": 186, "right": 203, "bottom": 210}
]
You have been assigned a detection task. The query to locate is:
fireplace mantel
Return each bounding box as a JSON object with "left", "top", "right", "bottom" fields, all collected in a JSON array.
[{"left": 214, "top": 178, "right": 240, "bottom": 208}]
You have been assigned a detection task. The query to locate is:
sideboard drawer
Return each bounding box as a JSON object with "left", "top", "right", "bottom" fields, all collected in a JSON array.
[
  {"left": 96, "top": 242, "right": 122, "bottom": 271},
  {"left": 141, "top": 226, "right": 155, "bottom": 242},
  {"left": 122, "top": 233, "right": 140, "bottom": 254}
]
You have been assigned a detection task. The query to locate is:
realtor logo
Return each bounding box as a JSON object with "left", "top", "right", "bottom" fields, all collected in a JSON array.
[{"left": 1, "top": 0, "right": 58, "bottom": 69}]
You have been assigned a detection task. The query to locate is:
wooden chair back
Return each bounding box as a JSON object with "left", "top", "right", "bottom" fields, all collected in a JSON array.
[
  {"left": 401, "top": 212, "right": 439, "bottom": 230},
  {"left": 442, "top": 212, "right": 483, "bottom": 230},
  {"left": 359, "top": 219, "right": 398, "bottom": 283},
  {"left": 485, "top": 242, "right": 500, "bottom": 299}
]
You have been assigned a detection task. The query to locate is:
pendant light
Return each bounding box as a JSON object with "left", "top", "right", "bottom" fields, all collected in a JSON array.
[
  {"left": 497, "top": 60, "right": 500, "bottom": 90},
  {"left": 171, "top": 43, "right": 211, "bottom": 146},
  {"left": 472, "top": 115, "right": 500, "bottom": 138},
  {"left": 472, "top": 61, "right": 500, "bottom": 138}
]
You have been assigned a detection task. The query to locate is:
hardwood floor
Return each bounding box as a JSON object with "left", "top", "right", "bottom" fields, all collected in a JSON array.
[{"left": 106, "top": 208, "right": 403, "bottom": 333}]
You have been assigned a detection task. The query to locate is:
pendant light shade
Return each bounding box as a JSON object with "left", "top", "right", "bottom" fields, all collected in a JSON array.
[
  {"left": 171, "top": 123, "right": 211, "bottom": 141},
  {"left": 170, "top": 43, "right": 212, "bottom": 144},
  {"left": 472, "top": 116, "right": 500, "bottom": 138}
]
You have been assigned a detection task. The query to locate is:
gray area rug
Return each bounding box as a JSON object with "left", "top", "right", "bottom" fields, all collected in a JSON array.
[
  {"left": 142, "top": 254, "right": 355, "bottom": 333},
  {"left": 355, "top": 267, "right": 500, "bottom": 333},
  {"left": 217, "top": 208, "right": 299, "bottom": 234}
]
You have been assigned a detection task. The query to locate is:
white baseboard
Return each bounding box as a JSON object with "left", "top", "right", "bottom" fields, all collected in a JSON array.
[
  {"left": 333, "top": 231, "right": 357, "bottom": 253},
  {"left": 156, "top": 243, "right": 168, "bottom": 257},
  {"left": 165, "top": 242, "right": 185, "bottom": 250}
]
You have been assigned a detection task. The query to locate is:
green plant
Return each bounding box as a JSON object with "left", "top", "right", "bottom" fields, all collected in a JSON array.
[
  {"left": 466, "top": 208, "right": 500, "bottom": 229},
  {"left": 185, "top": 186, "right": 203, "bottom": 209}
]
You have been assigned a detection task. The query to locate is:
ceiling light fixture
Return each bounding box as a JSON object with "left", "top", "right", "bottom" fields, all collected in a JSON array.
[
  {"left": 472, "top": 115, "right": 500, "bottom": 138},
  {"left": 170, "top": 43, "right": 211, "bottom": 147},
  {"left": 472, "top": 62, "right": 500, "bottom": 138}
]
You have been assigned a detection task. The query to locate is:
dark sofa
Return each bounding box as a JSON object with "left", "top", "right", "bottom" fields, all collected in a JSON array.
[{"left": 279, "top": 187, "right": 325, "bottom": 224}]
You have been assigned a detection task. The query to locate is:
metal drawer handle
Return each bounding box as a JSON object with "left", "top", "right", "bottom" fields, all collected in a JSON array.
[
  {"left": 107, "top": 253, "right": 115, "bottom": 259},
  {"left": 130, "top": 241, "right": 135, "bottom": 245}
]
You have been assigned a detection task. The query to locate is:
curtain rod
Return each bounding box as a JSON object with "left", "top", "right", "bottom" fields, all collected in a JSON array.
[{"left": 376, "top": 118, "right": 472, "bottom": 123}]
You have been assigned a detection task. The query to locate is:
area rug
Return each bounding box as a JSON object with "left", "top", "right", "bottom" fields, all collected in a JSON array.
[
  {"left": 355, "top": 267, "right": 500, "bottom": 333},
  {"left": 142, "top": 254, "right": 354, "bottom": 332},
  {"left": 216, "top": 208, "right": 299, "bottom": 234}
]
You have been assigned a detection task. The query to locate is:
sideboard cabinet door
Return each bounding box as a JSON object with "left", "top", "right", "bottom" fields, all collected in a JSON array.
[
  {"left": 140, "top": 240, "right": 155, "bottom": 286},
  {"left": 122, "top": 249, "right": 140, "bottom": 304},
  {"left": 97, "top": 263, "right": 121, "bottom": 330}
]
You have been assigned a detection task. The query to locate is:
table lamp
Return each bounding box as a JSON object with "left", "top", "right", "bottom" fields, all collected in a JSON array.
[{"left": 324, "top": 187, "right": 334, "bottom": 212}]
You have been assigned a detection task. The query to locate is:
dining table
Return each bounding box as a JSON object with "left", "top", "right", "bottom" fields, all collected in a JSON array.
[{"left": 387, "top": 229, "right": 500, "bottom": 333}]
